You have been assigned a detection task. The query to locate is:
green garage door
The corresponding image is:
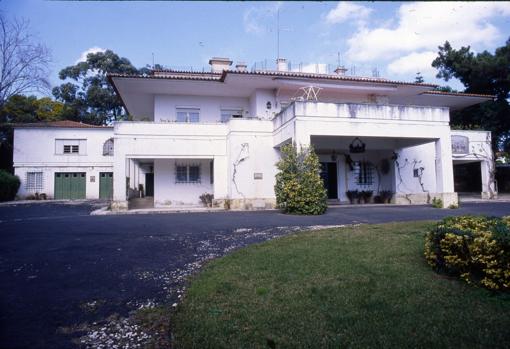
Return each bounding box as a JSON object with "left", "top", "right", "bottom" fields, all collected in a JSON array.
[
  {"left": 99, "top": 172, "right": 113, "bottom": 199},
  {"left": 54, "top": 172, "right": 86, "bottom": 199}
]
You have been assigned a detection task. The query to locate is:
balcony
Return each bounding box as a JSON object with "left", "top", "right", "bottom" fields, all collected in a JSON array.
[
  {"left": 114, "top": 121, "right": 229, "bottom": 137},
  {"left": 273, "top": 101, "right": 450, "bottom": 129}
]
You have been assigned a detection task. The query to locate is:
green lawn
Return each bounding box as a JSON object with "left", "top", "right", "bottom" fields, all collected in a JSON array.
[{"left": 172, "top": 222, "right": 510, "bottom": 349}]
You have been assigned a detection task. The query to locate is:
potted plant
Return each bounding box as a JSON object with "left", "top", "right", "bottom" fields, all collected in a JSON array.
[
  {"left": 346, "top": 190, "right": 359, "bottom": 204},
  {"left": 379, "top": 190, "right": 393, "bottom": 204},
  {"left": 360, "top": 190, "right": 373, "bottom": 204}
]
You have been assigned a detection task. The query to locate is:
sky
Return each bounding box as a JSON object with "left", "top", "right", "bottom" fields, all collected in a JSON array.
[{"left": 2, "top": 0, "right": 510, "bottom": 93}]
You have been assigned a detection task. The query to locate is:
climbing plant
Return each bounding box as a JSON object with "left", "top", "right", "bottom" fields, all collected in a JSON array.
[{"left": 274, "top": 143, "right": 327, "bottom": 215}]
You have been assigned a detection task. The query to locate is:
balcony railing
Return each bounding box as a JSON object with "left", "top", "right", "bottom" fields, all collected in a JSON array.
[{"left": 273, "top": 101, "right": 450, "bottom": 129}]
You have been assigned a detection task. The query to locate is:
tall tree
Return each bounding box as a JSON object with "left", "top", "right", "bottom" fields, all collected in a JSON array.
[
  {"left": 432, "top": 39, "right": 510, "bottom": 151},
  {"left": 415, "top": 72, "right": 424, "bottom": 83},
  {"left": 0, "top": 14, "right": 51, "bottom": 107},
  {"left": 52, "top": 50, "right": 139, "bottom": 125},
  {"left": 0, "top": 94, "right": 64, "bottom": 172}
]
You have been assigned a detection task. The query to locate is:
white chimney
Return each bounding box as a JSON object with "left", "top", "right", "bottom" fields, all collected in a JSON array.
[
  {"left": 276, "top": 58, "right": 288, "bottom": 72},
  {"left": 235, "top": 62, "right": 247, "bottom": 72},
  {"left": 208, "top": 57, "right": 233, "bottom": 73}
]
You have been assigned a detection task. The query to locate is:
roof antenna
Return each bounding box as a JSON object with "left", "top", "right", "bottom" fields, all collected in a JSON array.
[
  {"left": 276, "top": 7, "right": 280, "bottom": 60},
  {"left": 152, "top": 52, "right": 155, "bottom": 69}
]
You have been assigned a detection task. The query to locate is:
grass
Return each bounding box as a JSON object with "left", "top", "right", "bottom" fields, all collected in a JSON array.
[{"left": 171, "top": 221, "right": 510, "bottom": 349}]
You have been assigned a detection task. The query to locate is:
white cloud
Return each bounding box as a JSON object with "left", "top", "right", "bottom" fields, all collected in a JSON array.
[
  {"left": 243, "top": 2, "right": 282, "bottom": 35},
  {"left": 387, "top": 51, "right": 438, "bottom": 77},
  {"left": 75, "top": 47, "right": 106, "bottom": 64},
  {"left": 346, "top": 2, "right": 510, "bottom": 62},
  {"left": 325, "top": 2, "right": 373, "bottom": 25}
]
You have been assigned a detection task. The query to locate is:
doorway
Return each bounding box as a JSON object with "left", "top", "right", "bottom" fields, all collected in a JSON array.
[
  {"left": 320, "top": 162, "right": 338, "bottom": 199},
  {"left": 145, "top": 173, "right": 154, "bottom": 197}
]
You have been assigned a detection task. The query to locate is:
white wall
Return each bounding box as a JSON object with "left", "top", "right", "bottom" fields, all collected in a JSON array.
[
  {"left": 13, "top": 127, "right": 114, "bottom": 199},
  {"left": 154, "top": 95, "right": 250, "bottom": 122},
  {"left": 154, "top": 158, "right": 213, "bottom": 207},
  {"left": 395, "top": 142, "right": 437, "bottom": 194},
  {"left": 227, "top": 121, "right": 279, "bottom": 201}
]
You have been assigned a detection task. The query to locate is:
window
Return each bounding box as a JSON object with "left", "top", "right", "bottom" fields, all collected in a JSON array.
[
  {"left": 175, "top": 164, "right": 201, "bottom": 183},
  {"left": 63, "top": 144, "right": 79, "bottom": 154},
  {"left": 356, "top": 161, "right": 373, "bottom": 186},
  {"left": 176, "top": 165, "right": 188, "bottom": 182},
  {"left": 56, "top": 139, "right": 86, "bottom": 155},
  {"left": 103, "top": 138, "right": 114, "bottom": 156},
  {"left": 26, "top": 172, "right": 43, "bottom": 191},
  {"left": 220, "top": 108, "right": 243, "bottom": 122},
  {"left": 176, "top": 108, "right": 200, "bottom": 123}
]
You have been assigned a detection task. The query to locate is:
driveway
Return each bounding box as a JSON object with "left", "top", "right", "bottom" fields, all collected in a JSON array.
[{"left": 0, "top": 202, "right": 509, "bottom": 348}]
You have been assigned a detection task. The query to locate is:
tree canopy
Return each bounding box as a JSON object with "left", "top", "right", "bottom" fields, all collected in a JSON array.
[
  {"left": 52, "top": 50, "right": 140, "bottom": 125},
  {"left": 432, "top": 39, "right": 510, "bottom": 151}
]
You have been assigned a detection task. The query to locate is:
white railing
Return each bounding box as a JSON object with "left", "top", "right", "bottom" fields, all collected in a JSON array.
[{"left": 273, "top": 101, "right": 450, "bottom": 129}]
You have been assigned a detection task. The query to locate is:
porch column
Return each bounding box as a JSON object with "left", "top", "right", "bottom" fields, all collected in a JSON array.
[
  {"left": 213, "top": 156, "right": 228, "bottom": 201},
  {"left": 112, "top": 155, "right": 128, "bottom": 210},
  {"left": 435, "top": 136, "right": 457, "bottom": 207},
  {"left": 481, "top": 160, "right": 496, "bottom": 199}
]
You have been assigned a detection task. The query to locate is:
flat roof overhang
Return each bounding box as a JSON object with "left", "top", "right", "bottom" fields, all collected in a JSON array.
[{"left": 109, "top": 72, "right": 495, "bottom": 117}]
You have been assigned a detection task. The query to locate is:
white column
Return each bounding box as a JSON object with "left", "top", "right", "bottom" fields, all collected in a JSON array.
[
  {"left": 435, "top": 136, "right": 457, "bottom": 207},
  {"left": 112, "top": 155, "right": 128, "bottom": 210},
  {"left": 213, "top": 156, "right": 228, "bottom": 200},
  {"left": 480, "top": 160, "right": 495, "bottom": 199}
]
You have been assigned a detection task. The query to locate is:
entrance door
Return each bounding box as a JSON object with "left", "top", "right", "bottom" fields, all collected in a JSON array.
[
  {"left": 320, "top": 162, "right": 338, "bottom": 199},
  {"left": 145, "top": 173, "right": 154, "bottom": 197},
  {"left": 54, "top": 172, "right": 86, "bottom": 199},
  {"left": 99, "top": 172, "right": 113, "bottom": 199},
  {"left": 453, "top": 162, "right": 482, "bottom": 193}
]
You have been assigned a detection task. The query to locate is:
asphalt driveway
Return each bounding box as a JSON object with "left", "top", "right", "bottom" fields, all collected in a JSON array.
[{"left": 0, "top": 201, "right": 509, "bottom": 348}]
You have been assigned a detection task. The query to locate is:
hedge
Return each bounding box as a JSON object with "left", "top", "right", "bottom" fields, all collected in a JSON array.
[
  {"left": 424, "top": 216, "right": 510, "bottom": 291},
  {"left": 0, "top": 170, "right": 20, "bottom": 202}
]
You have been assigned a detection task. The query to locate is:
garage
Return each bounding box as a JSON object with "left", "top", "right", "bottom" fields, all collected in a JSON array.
[
  {"left": 54, "top": 172, "right": 86, "bottom": 200},
  {"left": 99, "top": 172, "right": 113, "bottom": 199},
  {"left": 453, "top": 162, "right": 482, "bottom": 193}
]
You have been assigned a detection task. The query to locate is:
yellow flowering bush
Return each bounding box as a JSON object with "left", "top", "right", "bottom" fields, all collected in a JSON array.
[
  {"left": 275, "top": 144, "right": 327, "bottom": 215},
  {"left": 424, "top": 215, "right": 510, "bottom": 291}
]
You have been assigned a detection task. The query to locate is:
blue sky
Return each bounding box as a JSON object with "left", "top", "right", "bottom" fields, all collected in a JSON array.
[{"left": 2, "top": 1, "right": 510, "bottom": 92}]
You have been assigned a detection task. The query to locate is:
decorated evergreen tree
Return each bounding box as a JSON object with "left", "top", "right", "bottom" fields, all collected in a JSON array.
[{"left": 275, "top": 143, "right": 327, "bottom": 215}]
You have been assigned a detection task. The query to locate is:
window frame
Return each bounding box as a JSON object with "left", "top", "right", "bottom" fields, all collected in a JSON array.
[
  {"left": 176, "top": 107, "right": 200, "bottom": 123},
  {"left": 175, "top": 164, "right": 201, "bottom": 184},
  {"left": 220, "top": 108, "right": 243, "bottom": 122},
  {"left": 103, "top": 138, "right": 114, "bottom": 156},
  {"left": 26, "top": 171, "right": 43, "bottom": 191}
]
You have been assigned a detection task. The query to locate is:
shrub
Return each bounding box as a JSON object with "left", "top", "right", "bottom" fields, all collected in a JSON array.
[
  {"left": 0, "top": 170, "right": 20, "bottom": 202},
  {"left": 431, "top": 197, "right": 443, "bottom": 208},
  {"left": 199, "top": 193, "right": 214, "bottom": 207},
  {"left": 424, "top": 216, "right": 510, "bottom": 291},
  {"left": 275, "top": 144, "right": 327, "bottom": 215}
]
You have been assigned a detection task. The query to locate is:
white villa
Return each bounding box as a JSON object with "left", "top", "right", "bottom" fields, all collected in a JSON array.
[{"left": 13, "top": 57, "right": 496, "bottom": 209}]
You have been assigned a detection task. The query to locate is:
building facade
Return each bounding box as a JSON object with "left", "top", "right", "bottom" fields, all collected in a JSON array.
[{"left": 13, "top": 58, "right": 496, "bottom": 208}]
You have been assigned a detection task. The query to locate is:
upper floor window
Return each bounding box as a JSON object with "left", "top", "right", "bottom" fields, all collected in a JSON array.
[
  {"left": 220, "top": 108, "right": 243, "bottom": 122},
  {"left": 103, "top": 138, "right": 114, "bottom": 156},
  {"left": 176, "top": 108, "right": 200, "bottom": 123},
  {"left": 26, "top": 172, "right": 43, "bottom": 191},
  {"left": 55, "top": 139, "right": 86, "bottom": 155}
]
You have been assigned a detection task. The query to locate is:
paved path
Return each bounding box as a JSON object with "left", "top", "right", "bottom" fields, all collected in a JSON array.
[{"left": 0, "top": 202, "right": 509, "bottom": 348}]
